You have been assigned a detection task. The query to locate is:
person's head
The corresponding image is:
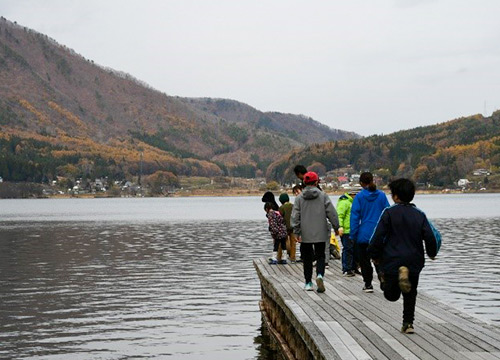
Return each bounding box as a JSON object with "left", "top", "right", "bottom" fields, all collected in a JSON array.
[
  {"left": 278, "top": 193, "right": 290, "bottom": 205},
  {"left": 389, "top": 178, "right": 415, "bottom": 203},
  {"left": 293, "top": 165, "right": 307, "bottom": 180},
  {"left": 303, "top": 171, "right": 319, "bottom": 186},
  {"left": 359, "top": 172, "right": 376, "bottom": 191},
  {"left": 264, "top": 202, "right": 274, "bottom": 213},
  {"left": 292, "top": 184, "right": 302, "bottom": 196},
  {"left": 261, "top": 191, "right": 276, "bottom": 203}
]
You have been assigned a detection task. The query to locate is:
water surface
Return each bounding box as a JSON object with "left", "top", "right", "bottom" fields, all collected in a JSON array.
[{"left": 0, "top": 194, "right": 499, "bottom": 359}]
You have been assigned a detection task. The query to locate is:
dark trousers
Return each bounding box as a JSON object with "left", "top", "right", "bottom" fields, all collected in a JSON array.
[
  {"left": 358, "top": 243, "right": 374, "bottom": 286},
  {"left": 300, "top": 242, "right": 326, "bottom": 283},
  {"left": 384, "top": 272, "right": 420, "bottom": 324},
  {"left": 273, "top": 237, "right": 287, "bottom": 252},
  {"left": 341, "top": 234, "right": 354, "bottom": 272}
]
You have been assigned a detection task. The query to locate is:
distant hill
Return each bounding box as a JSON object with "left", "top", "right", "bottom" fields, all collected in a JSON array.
[
  {"left": 267, "top": 112, "right": 500, "bottom": 187},
  {"left": 0, "top": 17, "right": 359, "bottom": 183}
]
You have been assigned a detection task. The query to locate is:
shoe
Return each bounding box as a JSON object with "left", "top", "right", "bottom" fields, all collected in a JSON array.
[
  {"left": 401, "top": 323, "right": 415, "bottom": 334},
  {"left": 304, "top": 282, "right": 314, "bottom": 291},
  {"left": 316, "top": 275, "right": 325, "bottom": 293},
  {"left": 354, "top": 269, "right": 361, "bottom": 275},
  {"left": 398, "top": 266, "right": 411, "bottom": 293},
  {"left": 290, "top": 260, "right": 296, "bottom": 264},
  {"left": 343, "top": 271, "right": 355, "bottom": 277},
  {"left": 279, "top": 259, "right": 287, "bottom": 265},
  {"left": 325, "top": 263, "right": 329, "bottom": 269},
  {"left": 363, "top": 284, "right": 374, "bottom": 293},
  {"left": 269, "top": 259, "right": 278, "bottom": 265}
]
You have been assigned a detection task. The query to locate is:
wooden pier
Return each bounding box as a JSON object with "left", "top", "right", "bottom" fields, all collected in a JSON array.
[{"left": 254, "top": 258, "right": 500, "bottom": 360}]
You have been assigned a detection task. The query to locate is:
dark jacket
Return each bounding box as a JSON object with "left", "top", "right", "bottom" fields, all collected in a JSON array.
[
  {"left": 368, "top": 203, "right": 442, "bottom": 275},
  {"left": 266, "top": 210, "right": 288, "bottom": 240}
]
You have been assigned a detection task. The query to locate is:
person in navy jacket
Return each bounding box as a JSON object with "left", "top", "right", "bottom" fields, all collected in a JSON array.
[
  {"left": 350, "top": 172, "right": 390, "bottom": 293},
  {"left": 368, "top": 178, "right": 441, "bottom": 334}
]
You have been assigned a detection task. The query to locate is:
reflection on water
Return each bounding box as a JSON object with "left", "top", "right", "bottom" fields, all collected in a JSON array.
[
  {"left": 0, "top": 196, "right": 499, "bottom": 359},
  {"left": 0, "top": 221, "right": 271, "bottom": 359},
  {"left": 421, "top": 217, "right": 500, "bottom": 323}
]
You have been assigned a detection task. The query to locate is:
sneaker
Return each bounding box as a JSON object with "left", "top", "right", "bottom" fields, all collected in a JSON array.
[
  {"left": 343, "top": 271, "right": 355, "bottom": 277},
  {"left": 401, "top": 322, "right": 415, "bottom": 334},
  {"left": 354, "top": 269, "right": 361, "bottom": 275},
  {"left": 279, "top": 259, "right": 287, "bottom": 265},
  {"left": 304, "top": 282, "right": 314, "bottom": 291},
  {"left": 325, "top": 263, "right": 329, "bottom": 269},
  {"left": 290, "top": 260, "right": 296, "bottom": 264},
  {"left": 398, "top": 266, "right": 411, "bottom": 293},
  {"left": 316, "top": 275, "right": 325, "bottom": 293},
  {"left": 363, "top": 284, "right": 374, "bottom": 293},
  {"left": 269, "top": 259, "right": 278, "bottom": 265}
]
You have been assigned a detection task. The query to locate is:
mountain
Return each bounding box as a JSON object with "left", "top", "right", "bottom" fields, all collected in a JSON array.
[
  {"left": 0, "top": 17, "right": 359, "bottom": 184},
  {"left": 267, "top": 112, "right": 500, "bottom": 187}
]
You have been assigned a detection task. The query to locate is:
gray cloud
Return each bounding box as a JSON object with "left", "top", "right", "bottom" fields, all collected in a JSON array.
[{"left": 0, "top": 0, "right": 499, "bottom": 136}]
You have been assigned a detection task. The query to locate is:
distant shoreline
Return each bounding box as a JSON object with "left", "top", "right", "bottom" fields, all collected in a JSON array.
[{"left": 2, "top": 188, "right": 498, "bottom": 200}]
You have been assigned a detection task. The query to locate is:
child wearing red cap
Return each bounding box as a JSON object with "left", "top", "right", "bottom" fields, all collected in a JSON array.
[{"left": 291, "top": 172, "right": 339, "bottom": 292}]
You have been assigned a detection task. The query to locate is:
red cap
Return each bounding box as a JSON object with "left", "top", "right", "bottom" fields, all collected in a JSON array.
[{"left": 303, "top": 171, "right": 319, "bottom": 185}]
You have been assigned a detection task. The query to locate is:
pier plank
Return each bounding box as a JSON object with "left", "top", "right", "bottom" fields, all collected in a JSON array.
[{"left": 255, "top": 258, "right": 500, "bottom": 360}]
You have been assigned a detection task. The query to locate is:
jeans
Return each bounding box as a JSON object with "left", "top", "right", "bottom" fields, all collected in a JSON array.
[
  {"left": 341, "top": 234, "right": 354, "bottom": 272},
  {"left": 300, "top": 242, "right": 326, "bottom": 283},
  {"left": 383, "top": 272, "right": 420, "bottom": 324}
]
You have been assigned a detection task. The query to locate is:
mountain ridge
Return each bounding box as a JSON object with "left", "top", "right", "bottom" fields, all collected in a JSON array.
[{"left": 0, "top": 16, "right": 359, "bottom": 183}]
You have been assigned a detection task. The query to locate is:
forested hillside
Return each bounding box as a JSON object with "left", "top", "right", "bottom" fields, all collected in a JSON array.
[
  {"left": 267, "top": 112, "right": 500, "bottom": 188},
  {"left": 0, "top": 17, "right": 357, "bottom": 185}
]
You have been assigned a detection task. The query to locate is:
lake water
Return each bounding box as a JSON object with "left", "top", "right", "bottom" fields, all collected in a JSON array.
[{"left": 0, "top": 194, "right": 499, "bottom": 359}]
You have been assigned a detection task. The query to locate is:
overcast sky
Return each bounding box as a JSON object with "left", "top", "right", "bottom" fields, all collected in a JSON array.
[{"left": 1, "top": 0, "right": 499, "bottom": 136}]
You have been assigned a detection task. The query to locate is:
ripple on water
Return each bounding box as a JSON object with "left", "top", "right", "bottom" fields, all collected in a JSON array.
[
  {"left": 0, "top": 221, "right": 269, "bottom": 359},
  {"left": 0, "top": 218, "right": 498, "bottom": 359}
]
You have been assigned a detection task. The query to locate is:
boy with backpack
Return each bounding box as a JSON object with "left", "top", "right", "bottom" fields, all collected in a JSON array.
[{"left": 368, "top": 178, "right": 441, "bottom": 334}]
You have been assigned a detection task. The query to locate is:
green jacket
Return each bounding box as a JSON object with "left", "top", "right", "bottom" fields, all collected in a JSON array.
[
  {"left": 336, "top": 193, "right": 353, "bottom": 234},
  {"left": 279, "top": 202, "right": 293, "bottom": 231}
]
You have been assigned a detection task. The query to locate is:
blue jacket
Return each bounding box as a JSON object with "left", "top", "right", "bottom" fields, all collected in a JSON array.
[
  {"left": 350, "top": 188, "right": 390, "bottom": 244},
  {"left": 368, "top": 203, "right": 442, "bottom": 275}
]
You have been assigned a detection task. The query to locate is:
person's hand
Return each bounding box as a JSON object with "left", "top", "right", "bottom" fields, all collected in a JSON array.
[
  {"left": 296, "top": 236, "right": 302, "bottom": 243},
  {"left": 338, "top": 227, "right": 344, "bottom": 236}
]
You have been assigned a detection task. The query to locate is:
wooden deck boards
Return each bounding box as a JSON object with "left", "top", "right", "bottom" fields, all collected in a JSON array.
[{"left": 254, "top": 258, "right": 500, "bottom": 360}]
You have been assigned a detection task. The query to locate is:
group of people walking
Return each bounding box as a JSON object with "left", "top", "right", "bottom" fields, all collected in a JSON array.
[{"left": 262, "top": 168, "right": 442, "bottom": 334}]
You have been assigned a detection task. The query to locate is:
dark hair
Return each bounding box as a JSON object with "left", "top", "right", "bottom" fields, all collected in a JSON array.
[
  {"left": 360, "top": 172, "right": 376, "bottom": 191},
  {"left": 293, "top": 164, "right": 307, "bottom": 176},
  {"left": 292, "top": 184, "right": 302, "bottom": 193},
  {"left": 389, "top": 178, "right": 415, "bottom": 203},
  {"left": 261, "top": 191, "right": 279, "bottom": 210},
  {"left": 264, "top": 202, "right": 274, "bottom": 211}
]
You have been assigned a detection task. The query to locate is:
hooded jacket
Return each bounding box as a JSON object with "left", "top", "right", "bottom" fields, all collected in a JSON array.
[
  {"left": 350, "top": 188, "right": 390, "bottom": 244},
  {"left": 291, "top": 186, "right": 339, "bottom": 243},
  {"left": 336, "top": 193, "right": 353, "bottom": 234},
  {"left": 368, "top": 203, "right": 442, "bottom": 275}
]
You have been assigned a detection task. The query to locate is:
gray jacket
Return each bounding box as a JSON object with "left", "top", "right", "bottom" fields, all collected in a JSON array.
[{"left": 291, "top": 186, "right": 339, "bottom": 243}]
